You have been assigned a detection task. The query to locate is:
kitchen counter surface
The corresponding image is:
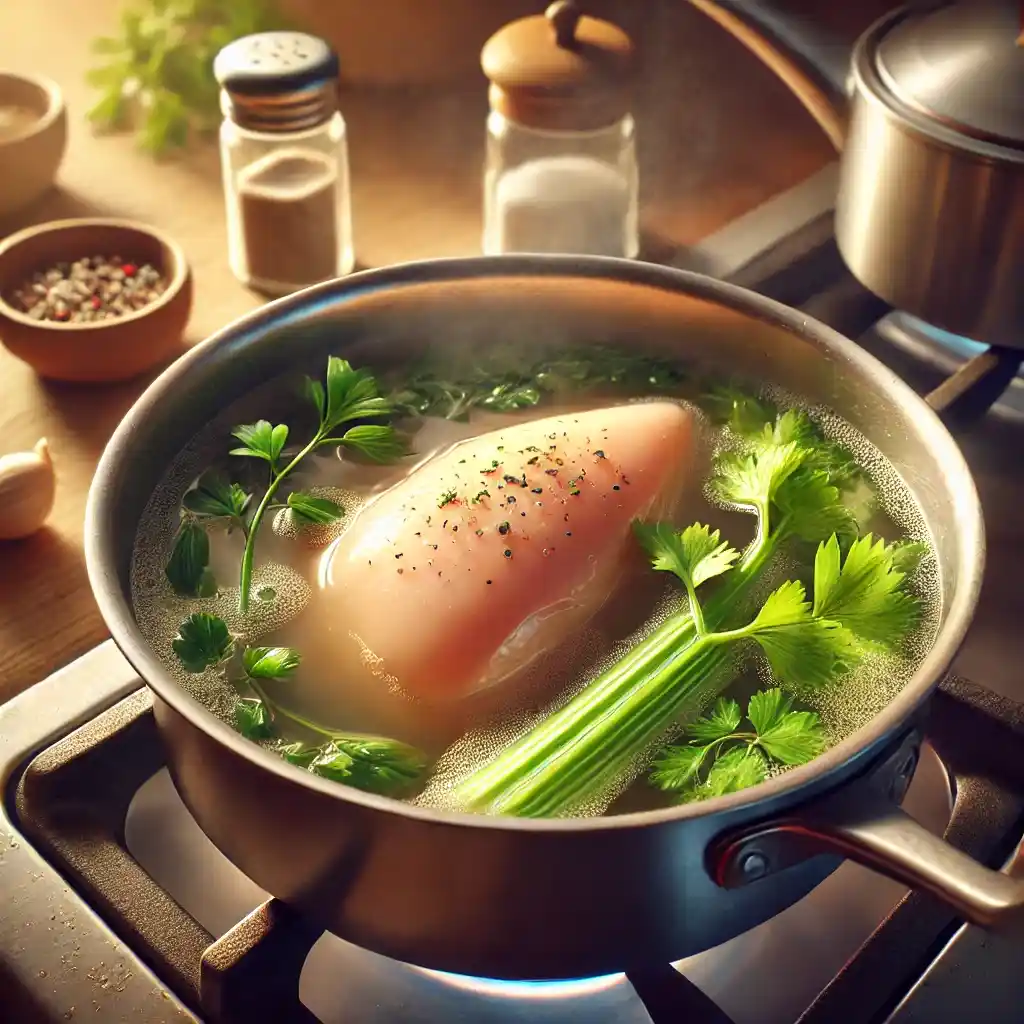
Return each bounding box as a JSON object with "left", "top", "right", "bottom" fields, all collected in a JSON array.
[{"left": 0, "top": 0, "right": 848, "bottom": 702}]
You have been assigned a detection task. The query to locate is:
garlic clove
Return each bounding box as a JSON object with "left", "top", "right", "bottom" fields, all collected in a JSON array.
[{"left": 0, "top": 437, "right": 56, "bottom": 540}]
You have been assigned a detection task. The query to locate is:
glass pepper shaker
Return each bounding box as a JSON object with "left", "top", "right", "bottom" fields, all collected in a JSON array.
[
  {"left": 213, "top": 32, "right": 355, "bottom": 296},
  {"left": 480, "top": 0, "right": 638, "bottom": 258}
]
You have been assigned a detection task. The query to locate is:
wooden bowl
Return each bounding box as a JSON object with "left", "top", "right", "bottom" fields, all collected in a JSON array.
[
  {"left": 0, "top": 71, "right": 67, "bottom": 217},
  {"left": 0, "top": 219, "right": 193, "bottom": 382}
]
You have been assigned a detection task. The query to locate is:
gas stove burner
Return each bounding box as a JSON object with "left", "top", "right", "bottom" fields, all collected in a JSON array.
[{"left": 878, "top": 313, "right": 1024, "bottom": 421}]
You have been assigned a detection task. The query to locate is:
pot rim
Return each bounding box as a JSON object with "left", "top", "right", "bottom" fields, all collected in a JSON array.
[{"left": 84, "top": 254, "right": 984, "bottom": 834}]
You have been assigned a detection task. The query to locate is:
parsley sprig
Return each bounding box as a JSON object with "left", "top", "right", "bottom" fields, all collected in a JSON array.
[
  {"left": 163, "top": 357, "right": 403, "bottom": 613},
  {"left": 169, "top": 613, "right": 427, "bottom": 797},
  {"left": 651, "top": 689, "right": 826, "bottom": 800}
]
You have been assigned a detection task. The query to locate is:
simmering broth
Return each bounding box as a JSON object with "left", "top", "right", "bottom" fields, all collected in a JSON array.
[{"left": 131, "top": 343, "right": 939, "bottom": 818}]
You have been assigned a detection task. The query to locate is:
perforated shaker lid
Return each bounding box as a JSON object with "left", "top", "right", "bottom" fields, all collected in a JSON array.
[
  {"left": 214, "top": 32, "right": 340, "bottom": 133},
  {"left": 481, "top": 1, "right": 635, "bottom": 131}
]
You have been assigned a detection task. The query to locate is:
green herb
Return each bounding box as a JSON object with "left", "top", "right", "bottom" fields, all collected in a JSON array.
[
  {"left": 86, "top": 0, "right": 290, "bottom": 155},
  {"left": 452, "top": 405, "right": 921, "bottom": 817},
  {"left": 169, "top": 614, "right": 428, "bottom": 796},
  {"left": 229, "top": 356, "right": 401, "bottom": 613},
  {"left": 182, "top": 471, "right": 251, "bottom": 528},
  {"left": 438, "top": 488, "right": 458, "bottom": 508},
  {"left": 651, "top": 689, "right": 826, "bottom": 800},
  {"left": 165, "top": 521, "right": 214, "bottom": 597},
  {"left": 388, "top": 345, "right": 689, "bottom": 422},
  {"left": 235, "top": 697, "right": 273, "bottom": 740},
  {"left": 171, "top": 612, "right": 233, "bottom": 673},
  {"left": 286, "top": 492, "right": 343, "bottom": 526}
]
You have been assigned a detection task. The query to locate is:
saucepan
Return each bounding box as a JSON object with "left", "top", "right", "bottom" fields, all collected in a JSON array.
[
  {"left": 689, "top": 0, "right": 1024, "bottom": 353},
  {"left": 84, "top": 256, "right": 1023, "bottom": 981}
]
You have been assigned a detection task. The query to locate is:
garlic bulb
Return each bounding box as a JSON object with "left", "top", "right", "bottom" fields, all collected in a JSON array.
[{"left": 0, "top": 438, "right": 56, "bottom": 540}]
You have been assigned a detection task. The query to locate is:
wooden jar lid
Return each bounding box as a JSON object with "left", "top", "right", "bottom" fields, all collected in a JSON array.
[{"left": 481, "top": 1, "right": 634, "bottom": 132}]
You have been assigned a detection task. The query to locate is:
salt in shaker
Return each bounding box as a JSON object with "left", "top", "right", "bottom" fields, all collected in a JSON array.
[
  {"left": 214, "top": 32, "right": 355, "bottom": 295},
  {"left": 480, "top": 1, "right": 638, "bottom": 258}
]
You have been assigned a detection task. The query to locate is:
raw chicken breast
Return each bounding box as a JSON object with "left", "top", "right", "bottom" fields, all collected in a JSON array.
[{"left": 316, "top": 402, "right": 695, "bottom": 702}]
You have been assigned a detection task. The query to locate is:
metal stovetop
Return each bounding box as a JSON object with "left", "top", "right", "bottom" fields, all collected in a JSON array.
[{"left": 2, "top": 163, "right": 1024, "bottom": 1023}]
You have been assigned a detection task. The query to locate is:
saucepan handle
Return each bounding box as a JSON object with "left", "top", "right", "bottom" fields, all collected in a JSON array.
[{"left": 708, "top": 735, "right": 1024, "bottom": 932}]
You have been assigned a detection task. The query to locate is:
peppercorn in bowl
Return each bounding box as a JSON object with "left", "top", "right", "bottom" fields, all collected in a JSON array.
[{"left": 0, "top": 218, "right": 192, "bottom": 382}]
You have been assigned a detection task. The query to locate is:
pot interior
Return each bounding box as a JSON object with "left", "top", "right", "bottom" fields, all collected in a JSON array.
[{"left": 88, "top": 257, "right": 982, "bottom": 816}]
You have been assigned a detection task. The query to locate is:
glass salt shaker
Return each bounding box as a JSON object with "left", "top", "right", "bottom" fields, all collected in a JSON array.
[
  {"left": 481, "top": 0, "right": 638, "bottom": 258},
  {"left": 214, "top": 32, "right": 355, "bottom": 296}
]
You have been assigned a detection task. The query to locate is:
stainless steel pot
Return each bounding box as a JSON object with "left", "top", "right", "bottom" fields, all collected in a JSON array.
[
  {"left": 690, "top": 0, "right": 1024, "bottom": 350},
  {"left": 85, "top": 257, "right": 1024, "bottom": 981}
]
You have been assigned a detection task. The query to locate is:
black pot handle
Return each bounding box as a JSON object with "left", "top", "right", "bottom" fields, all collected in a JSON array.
[{"left": 707, "top": 732, "right": 1024, "bottom": 932}]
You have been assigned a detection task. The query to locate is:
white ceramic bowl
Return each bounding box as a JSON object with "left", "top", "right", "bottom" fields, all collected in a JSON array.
[{"left": 0, "top": 72, "right": 67, "bottom": 218}]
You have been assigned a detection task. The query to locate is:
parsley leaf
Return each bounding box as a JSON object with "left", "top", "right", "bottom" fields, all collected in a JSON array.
[
  {"left": 242, "top": 646, "right": 301, "bottom": 680},
  {"left": 715, "top": 441, "right": 808, "bottom": 512},
  {"left": 746, "top": 579, "right": 858, "bottom": 689},
  {"left": 686, "top": 697, "right": 742, "bottom": 741},
  {"left": 323, "top": 357, "right": 393, "bottom": 431},
  {"left": 329, "top": 736, "right": 429, "bottom": 796},
  {"left": 633, "top": 522, "right": 740, "bottom": 590},
  {"left": 703, "top": 747, "right": 769, "bottom": 797},
  {"left": 812, "top": 534, "right": 920, "bottom": 647},
  {"left": 324, "top": 424, "right": 407, "bottom": 463},
  {"left": 649, "top": 744, "right": 709, "bottom": 791},
  {"left": 286, "top": 492, "right": 343, "bottom": 525},
  {"left": 748, "top": 688, "right": 826, "bottom": 765},
  {"left": 165, "top": 521, "right": 211, "bottom": 597},
  {"left": 230, "top": 420, "right": 289, "bottom": 468},
  {"left": 172, "top": 612, "right": 233, "bottom": 673},
  {"left": 309, "top": 745, "right": 356, "bottom": 782},
  {"left": 277, "top": 741, "right": 320, "bottom": 768},
  {"left": 182, "top": 471, "right": 251, "bottom": 522},
  {"left": 651, "top": 687, "right": 825, "bottom": 802},
  {"left": 235, "top": 698, "right": 273, "bottom": 740},
  {"left": 775, "top": 468, "right": 857, "bottom": 542},
  {"left": 703, "top": 386, "right": 778, "bottom": 438}
]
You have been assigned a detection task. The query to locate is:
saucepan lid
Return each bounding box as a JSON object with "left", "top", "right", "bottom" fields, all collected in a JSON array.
[{"left": 872, "top": 0, "right": 1024, "bottom": 151}]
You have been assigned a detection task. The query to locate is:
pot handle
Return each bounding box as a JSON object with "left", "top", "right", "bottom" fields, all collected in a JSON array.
[
  {"left": 688, "top": 0, "right": 851, "bottom": 150},
  {"left": 708, "top": 736, "right": 1024, "bottom": 931}
]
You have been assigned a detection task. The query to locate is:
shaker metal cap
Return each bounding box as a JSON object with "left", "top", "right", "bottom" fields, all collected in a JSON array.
[
  {"left": 874, "top": 0, "right": 1024, "bottom": 150},
  {"left": 214, "top": 32, "right": 340, "bottom": 133},
  {"left": 481, "top": 1, "right": 634, "bottom": 132}
]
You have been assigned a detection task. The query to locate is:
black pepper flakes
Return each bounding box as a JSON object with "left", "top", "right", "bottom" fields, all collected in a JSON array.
[
  {"left": 545, "top": 468, "right": 558, "bottom": 476},
  {"left": 531, "top": 487, "right": 543, "bottom": 494},
  {"left": 613, "top": 484, "right": 621, "bottom": 491},
  {"left": 565, "top": 531, "right": 572, "bottom": 537},
  {"left": 503, "top": 549, "right": 512, "bottom": 559},
  {"left": 497, "top": 521, "right": 511, "bottom": 535},
  {"left": 395, "top": 553, "right": 403, "bottom": 559},
  {"left": 593, "top": 449, "right": 606, "bottom": 459},
  {"left": 487, "top": 579, "right": 493, "bottom": 585}
]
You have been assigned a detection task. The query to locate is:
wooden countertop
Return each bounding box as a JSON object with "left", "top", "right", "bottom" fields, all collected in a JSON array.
[{"left": 0, "top": 0, "right": 846, "bottom": 703}]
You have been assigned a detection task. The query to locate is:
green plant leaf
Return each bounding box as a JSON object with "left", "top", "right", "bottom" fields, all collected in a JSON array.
[
  {"left": 277, "top": 741, "right": 319, "bottom": 768},
  {"left": 242, "top": 646, "right": 301, "bottom": 680},
  {"left": 165, "top": 521, "right": 210, "bottom": 596},
  {"left": 230, "top": 420, "right": 288, "bottom": 466},
  {"left": 235, "top": 697, "right": 273, "bottom": 739},
  {"left": 171, "top": 612, "right": 233, "bottom": 673},
  {"left": 649, "top": 744, "right": 711, "bottom": 792},
  {"left": 812, "top": 534, "right": 920, "bottom": 647},
  {"left": 633, "top": 521, "right": 740, "bottom": 591},
  {"left": 309, "top": 745, "right": 355, "bottom": 782},
  {"left": 746, "top": 687, "right": 789, "bottom": 735},
  {"left": 304, "top": 376, "right": 326, "bottom": 418},
  {"left": 327, "top": 424, "right": 406, "bottom": 463},
  {"left": 322, "top": 357, "right": 392, "bottom": 431},
  {"left": 747, "top": 580, "right": 859, "bottom": 689},
  {"left": 775, "top": 468, "right": 857, "bottom": 542},
  {"left": 715, "top": 441, "right": 808, "bottom": 511},
  {"left": 686, "top": 697, "right": 742, "bottom": 742},
  {"left": 329, "top": 736, "right": 429, "bottom": 796},
  {"left": 182, "top": 471, "right": 251, "bottom": 520},
  {"left": 701, "top": 747, "right": 769, "bottom": 798},
  {"left": 287, "top": 492, "right": 343, "bottom": 525}
]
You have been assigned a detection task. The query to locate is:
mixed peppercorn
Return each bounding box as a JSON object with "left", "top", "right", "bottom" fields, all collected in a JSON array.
[{"left": 7, "top": 255, "right": 169, "bottom": 323}]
